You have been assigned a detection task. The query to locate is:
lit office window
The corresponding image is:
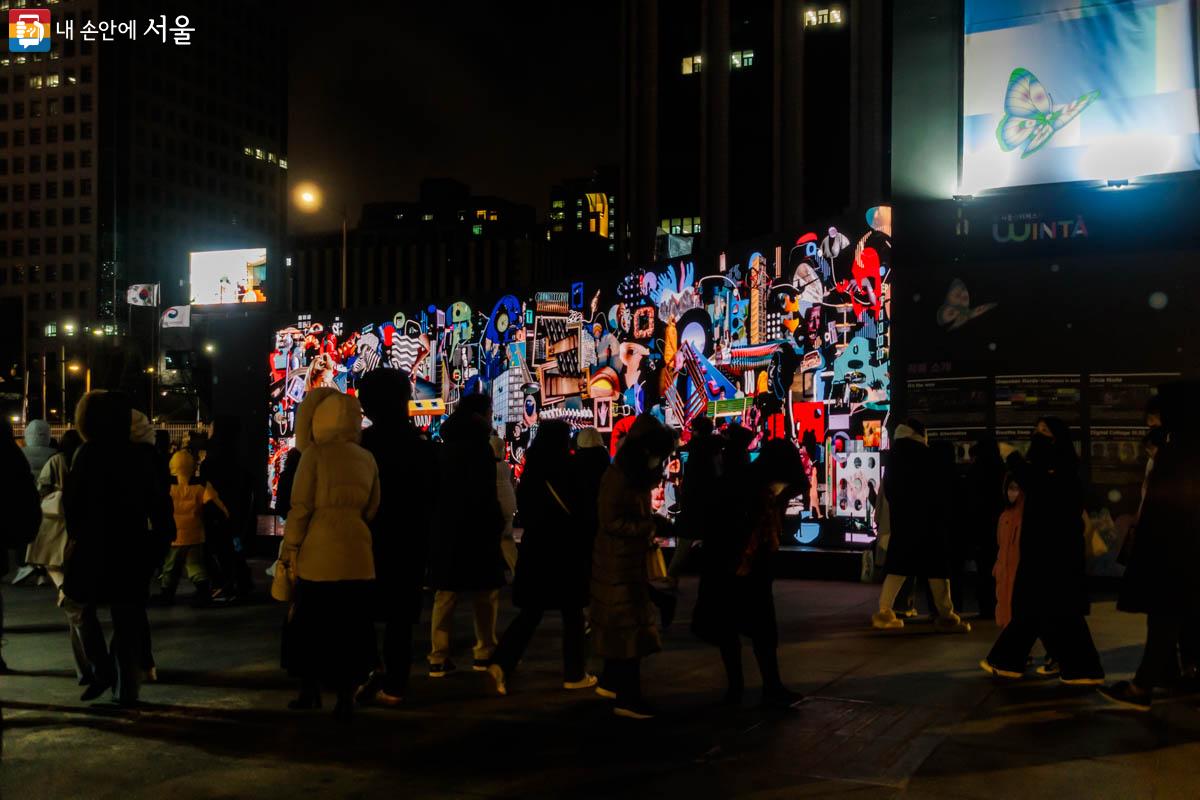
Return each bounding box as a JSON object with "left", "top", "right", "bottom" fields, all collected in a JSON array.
[
  {"left": 731, "top": 50, "right": 755, "bottom": 69},
  {"left": 804, "top": 7, "right": 843, "bottom": 27},
  {"left": 682, "top": 55, "right": 704, "bottom": 74},
  {"left": 243, "top": 146, "right": 253, "bottom": 156},
  {"left": 421, "top": 213, "right": 434, "bottom": 221},
  {"left": 44, "top": 322, "right": 57, "bottom": 338},
  {"left": 670, "top": 218, "right": 682, "bottom": 235},
  {"left": 46, "top": 73, "right": 60, "bottom": 87},
  {"left": 254, "top": 148, "right": 264, "bottom": 160},
  {"left": 472, "top": 224, "right": 483, "bottom": 235},
  {"left": 476, "top": 209, "right": 487, "bottom": 219},
  {"left": 29, "top": 75, "right": 43, "bottom": 89}
]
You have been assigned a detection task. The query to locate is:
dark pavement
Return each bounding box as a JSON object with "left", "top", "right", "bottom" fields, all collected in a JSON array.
[{"left": 2, "top": 565, "right": 1198, "bottom": 799}]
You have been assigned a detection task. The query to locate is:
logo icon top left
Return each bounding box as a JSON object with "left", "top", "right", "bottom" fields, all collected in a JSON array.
[{"left": 9, "top": 9, "right": 52, "bottom": 52}]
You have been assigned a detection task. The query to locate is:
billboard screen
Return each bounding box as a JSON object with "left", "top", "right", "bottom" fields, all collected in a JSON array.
[
  {"left": 962, "top": 0, "right": 1200, "bottom": 193},
  {"left": 189, "top": 248, "right": 267, "bottom": 305}
]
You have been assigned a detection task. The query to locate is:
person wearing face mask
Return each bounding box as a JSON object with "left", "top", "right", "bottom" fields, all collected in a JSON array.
[
  {"left": 692, "top": 439, "right": 809, "bottom": 708},
  {"left": 1101, "top": 385, "right": 1200, "bottom": 710},
  {"left": 980, "top": 418, "right": 1104, "bottom": 685},
  {"left": 590, "top": 414, "right": 676, "bottom": 720}
]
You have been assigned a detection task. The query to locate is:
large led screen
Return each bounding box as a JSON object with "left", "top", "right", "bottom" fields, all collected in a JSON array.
[
  {"left": 189, "top": 248, "right": 267, "bottom": 305},
  {"left": 268, "top": 209, "right": 893, "bottom": 549},
  {"left": 962, "top": 0, "right": 1200, "bottom": 193}
]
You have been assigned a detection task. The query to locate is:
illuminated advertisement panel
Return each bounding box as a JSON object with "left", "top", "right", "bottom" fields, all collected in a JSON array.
[
  {"left": 268, "top": 209, "right": 891, "bottom": 548},
  {"left": 962, "top": 0, "right": 1200, "bottom": 193},
  {"left": 189, "top": 248, "right": 268, "bottom": 305}
]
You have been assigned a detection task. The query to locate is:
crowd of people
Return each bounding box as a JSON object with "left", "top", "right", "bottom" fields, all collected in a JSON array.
[
  {"left": 0, "top": 394, "right": 257, "bottom": 702},
  {"left": 873, "top": 394, "right": 1200, "bottom": 712},
  {"left": 2, "top": 373, "right": 1195, "bottom": 719}
]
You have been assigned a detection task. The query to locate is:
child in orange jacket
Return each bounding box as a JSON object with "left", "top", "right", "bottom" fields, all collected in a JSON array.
[
  {"left": 158, "top": 449, "right": 227, "bottom": 606},
  {"left": 993, "top": 474, "right": 1024, "bottom": 629}
]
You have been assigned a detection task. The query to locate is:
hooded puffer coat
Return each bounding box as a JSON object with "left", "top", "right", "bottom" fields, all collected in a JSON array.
[
  {"left": 22, "top": 419, "right": 57, "bottom": 479},
  {"left": 283, "top": 391, "right": 381, "bottom": 582}
]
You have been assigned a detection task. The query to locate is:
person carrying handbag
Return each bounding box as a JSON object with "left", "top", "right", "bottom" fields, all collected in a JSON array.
[{"left": 487, "top": 421, "right": 598, "bottom": 696}]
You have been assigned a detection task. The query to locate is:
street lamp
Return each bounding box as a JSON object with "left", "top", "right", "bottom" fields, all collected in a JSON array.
[
  {"left": 67, "top": 361, "right": 90, "bottom": 394},
  {"left": 204, "top": 342, "right": 216, "bottom": 354},
  {"left": 292, "top": 179, "right": 347, "bottom": 309}
]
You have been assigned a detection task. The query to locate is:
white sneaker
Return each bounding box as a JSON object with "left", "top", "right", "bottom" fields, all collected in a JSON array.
[
  {"left": 564, "top": 673, "right": 598, "bottom": 690},
  {"left": 10, "top": 566, "right": 36, "bottom": 585}
]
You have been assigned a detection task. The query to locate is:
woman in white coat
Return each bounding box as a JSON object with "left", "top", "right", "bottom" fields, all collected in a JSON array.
[{"left": 282, "top": 390, "right": 380, "bottom": 721}]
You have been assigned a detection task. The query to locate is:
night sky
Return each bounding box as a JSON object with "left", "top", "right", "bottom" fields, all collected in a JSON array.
[{"left": 287, "top": 3, "right": 620, "bottom": 233}]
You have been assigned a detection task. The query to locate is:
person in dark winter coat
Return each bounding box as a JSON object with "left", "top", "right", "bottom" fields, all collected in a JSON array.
[
  {"left": 0, "top": 419, "right": 43, "bottom": 673},
  {"left": 62, "top": 391, "right": 175, "bottom": 704},
  {"left": 982, "top": 417, "right": 1103, "bottom": 685},
  {"left": 571, "top": 427, "right": 611, "bottom": 545},
  {"left": 355, "top": 369, "right": 434, "bottom": 706},
  {"left": 692, "top": 438, "right": 808, "bottom": 708},
  {"left": 590, "top": 414, "right": 676, "bottom": 720},
  {"left": 201, "top": 416, "right": 255, "bottom": 601},
  {"left": 872, "top": 420, "right": 969, "bottom": 632},
  {"left": 427, "top": 393, "right": 506, "bottom": 676},
  {"left": 1101, "top": 386, "right": 1200, "bottom": 710},
  {"left": 668, "top": 415, "right": 724, "bottom": 580},
  {"left": 487, "top": 420, "right": 597, "bottom": 695},
  {"left": 966, "top": 436, "right": 1006, "bottom": 620}
]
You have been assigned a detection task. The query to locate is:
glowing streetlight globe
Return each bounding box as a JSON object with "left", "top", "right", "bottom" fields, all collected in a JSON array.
[{"left": 293, "top": 181, "right": 323, "bottom": 214}]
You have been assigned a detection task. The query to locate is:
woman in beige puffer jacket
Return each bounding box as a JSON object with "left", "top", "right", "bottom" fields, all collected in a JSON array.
[{"left": 283, "top": 390, "right": 380, "bottom": 720}]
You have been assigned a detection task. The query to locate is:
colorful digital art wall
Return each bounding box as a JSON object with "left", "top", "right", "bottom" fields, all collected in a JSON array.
[{"left": 269, "top": 208, "right": 892, "bottom": 548}]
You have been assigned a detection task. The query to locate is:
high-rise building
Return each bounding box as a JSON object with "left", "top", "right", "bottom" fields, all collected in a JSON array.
[
  {"left": 620, "top": 0, "right": 890, "bottom": 262},
  {"left": 546, "top": 165, "right": 620, "bottom": 277},
  {"left": 0, "top": 0, "right": 287, "bottom": 421},
  {"left": 288, "top": 179, "right": 541, "bottom": 313}
]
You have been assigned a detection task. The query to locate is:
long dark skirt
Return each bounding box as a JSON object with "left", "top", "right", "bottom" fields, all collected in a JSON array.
[{"left": 285, "top": 579, "right": 377, "bottom": 689}]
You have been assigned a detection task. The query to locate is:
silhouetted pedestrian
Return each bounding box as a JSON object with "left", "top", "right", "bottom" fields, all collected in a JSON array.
[
  {"left": 0, "top": 419, "right": 42, "bottom": 673},
  {"left": 427, "top": 393, "right": 506, "bottom": 677},
  {"left": 62, "top": 392, "right": 175, "bottom": 705},
  {"left": 967, "top": 436, "right": 1006, "bottom": 619},
  {"left": 356, "top": 369, "right": 433, "bottom": 707},
  {"left": 982, "top": 418, "right": 1103, "bottom": 686},
  {"left": 591, "top": 414, "right": 675, "bottom": 719},
  {"left": 488, "top": 420, "right": 597, "bottom": 696},
  {"left": 1102, "top": 388, "right": 1200, "bottom": 710},
  {"left": 693, "top": 439, "right": 807, "bottom": 708},
  {"left": 668, "top": 415, "right": 724, "bottom": 581},
  {"left": 872, "top": 420, "right": 969, "bottom": 633},
  {"left": 201, "top": 416, "right": 255, "bottom": 601}
]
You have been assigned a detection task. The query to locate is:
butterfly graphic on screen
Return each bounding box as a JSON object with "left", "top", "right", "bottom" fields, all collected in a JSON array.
[
  {"left": 996, "top": 68, "right": 1100, "bottom": 159},
  {"left": 937, "top": 279, "right": 997, "bottom": 331}
]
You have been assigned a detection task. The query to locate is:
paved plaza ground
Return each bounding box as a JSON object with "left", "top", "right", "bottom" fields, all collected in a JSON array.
[{"left": 3, "top": 565, "right": 1199, "bottom": 799}]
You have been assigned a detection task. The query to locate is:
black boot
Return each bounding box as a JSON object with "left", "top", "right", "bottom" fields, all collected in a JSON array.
[
  {"left": 287, "top": 679, "right": 322, "bottom": 710},
  {"left": 333, "top": 687, "right": 354, "bottom": 722},
  {"left": 151, "top": 589, "right": 176, "bottom": 607},
  {"left": 191, "top": 581, "right": 213, "bottom": 608}
]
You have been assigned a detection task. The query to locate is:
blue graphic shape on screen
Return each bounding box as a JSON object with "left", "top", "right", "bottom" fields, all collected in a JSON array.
[{"left": 996, "top": 68, "right": 1100, "bottom": 158}]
